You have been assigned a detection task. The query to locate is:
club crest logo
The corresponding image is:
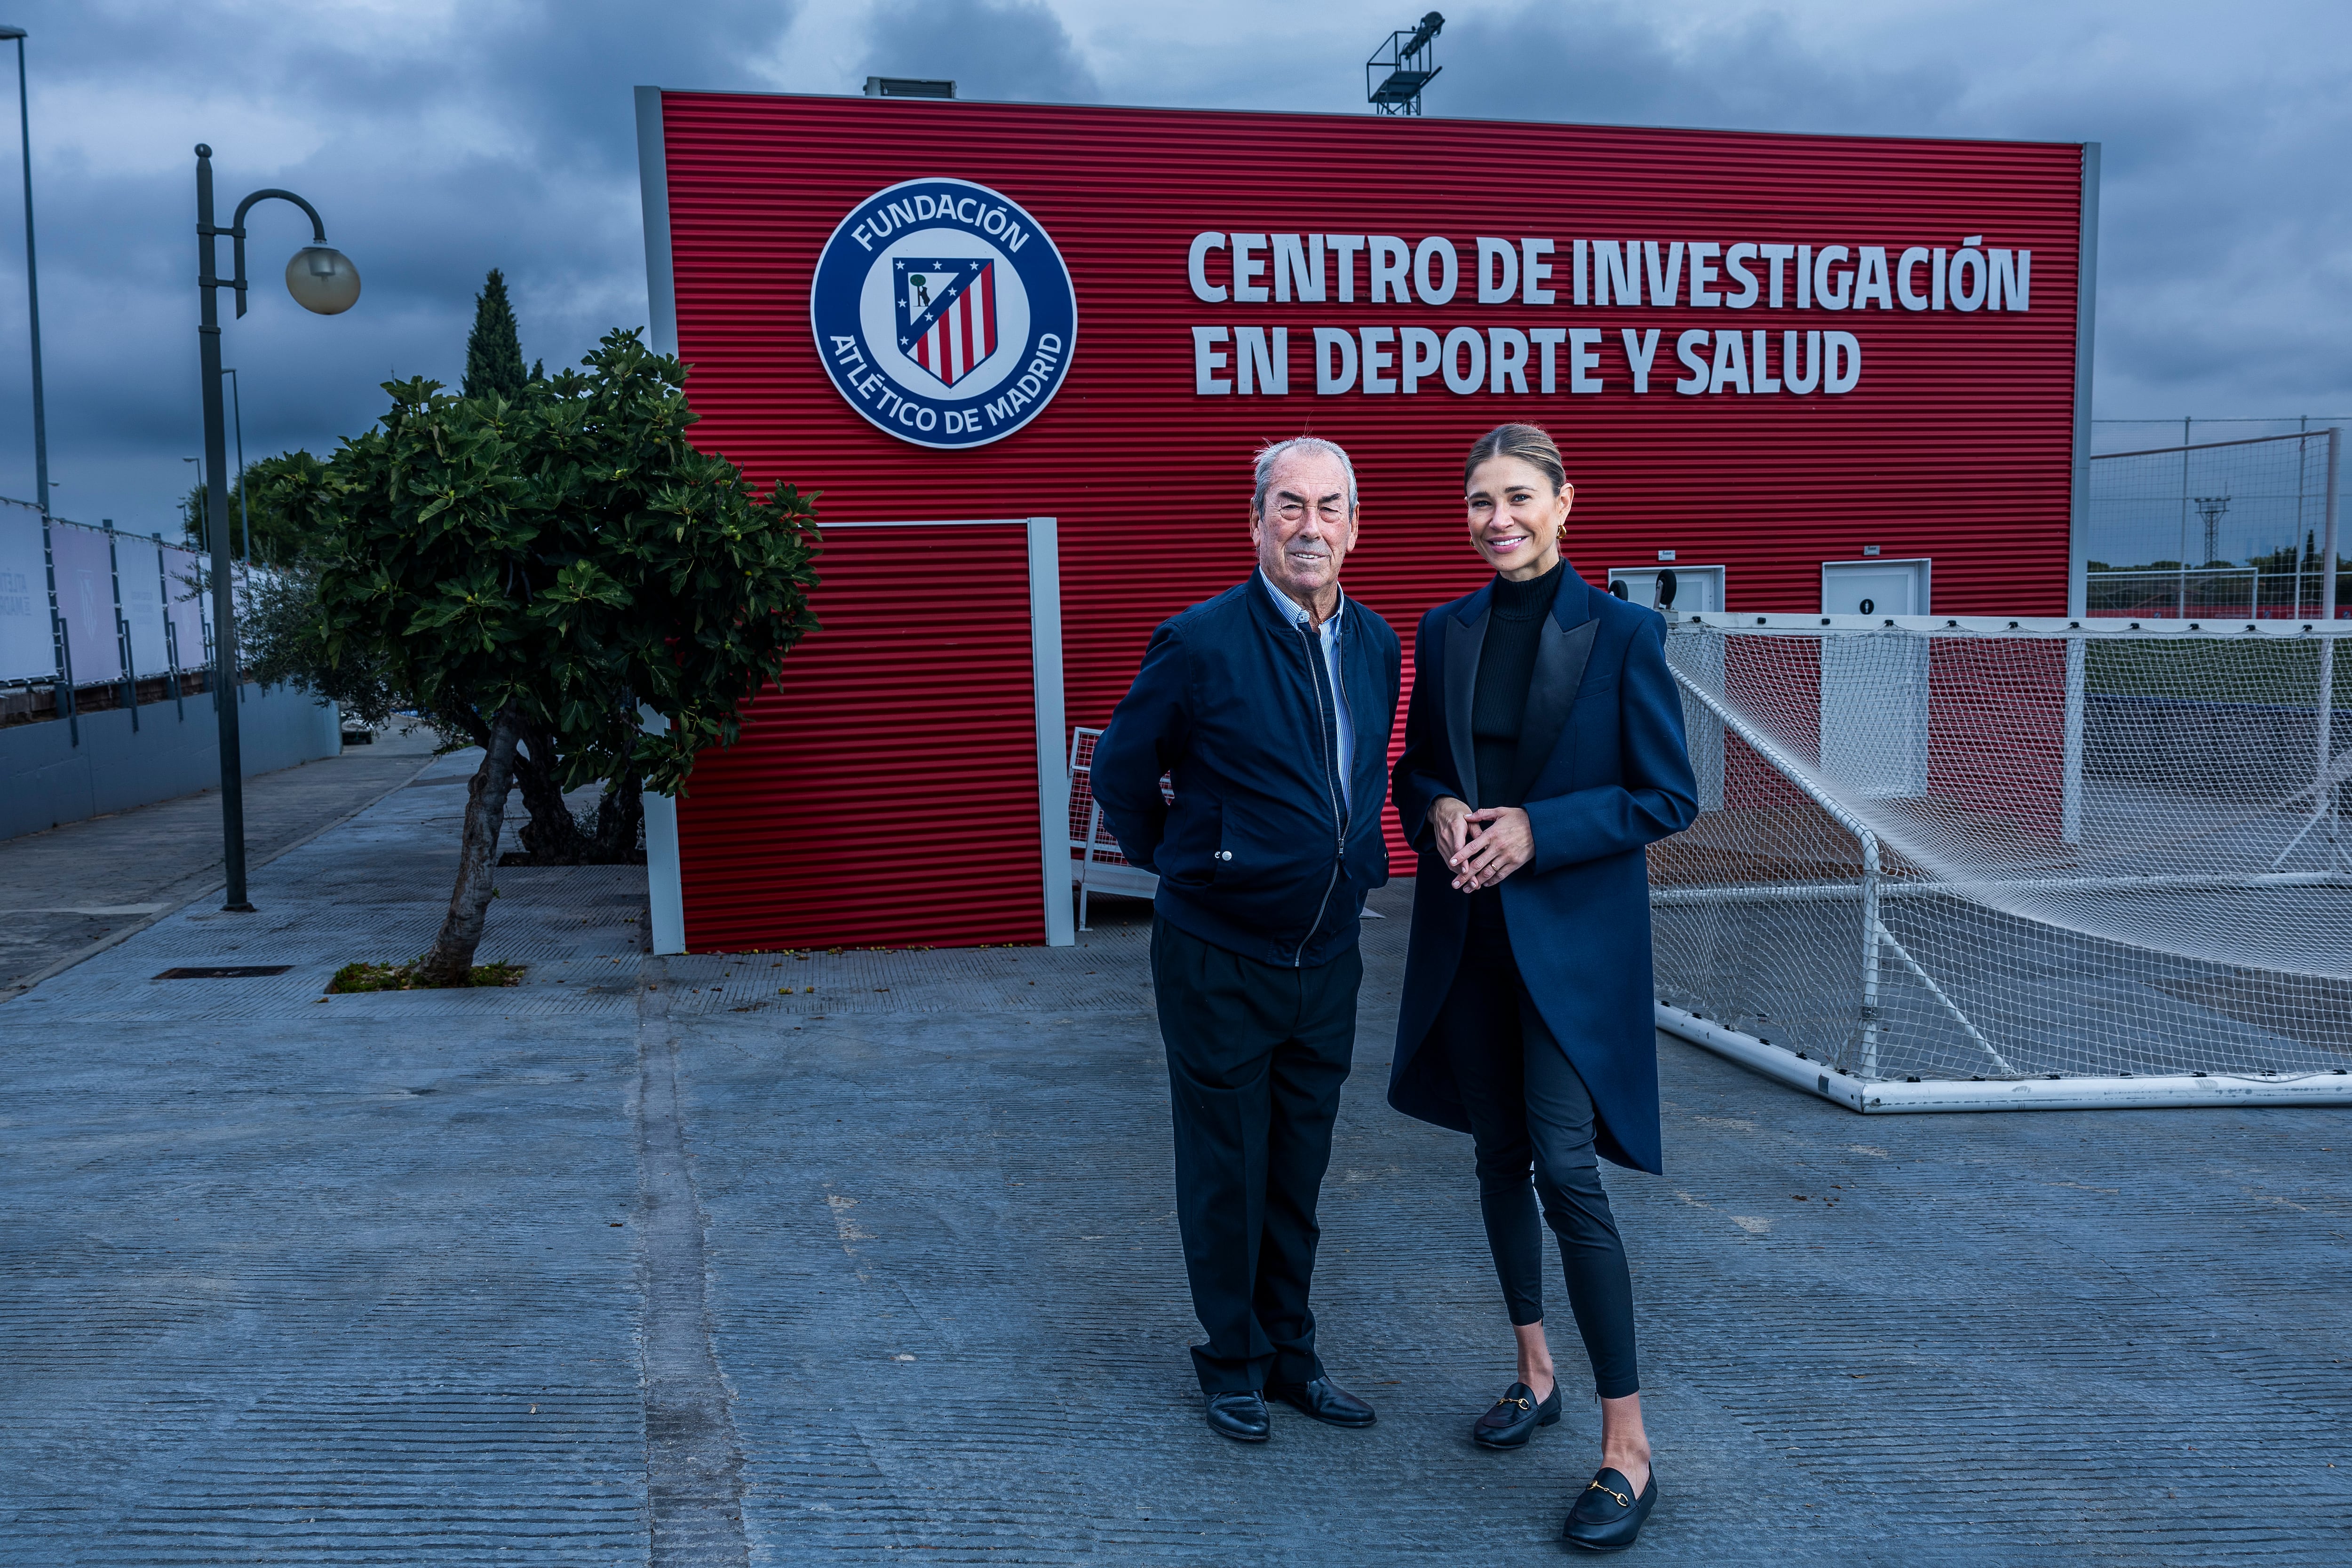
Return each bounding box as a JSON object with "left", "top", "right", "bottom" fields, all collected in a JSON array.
[{"left": 810, "top": 177, "right": 1077, "bottom": 449}]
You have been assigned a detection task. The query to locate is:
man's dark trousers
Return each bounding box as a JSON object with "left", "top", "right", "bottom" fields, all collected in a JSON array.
[{"left": 1152, "top": 915, "right": 1361, "bottom": 1395}]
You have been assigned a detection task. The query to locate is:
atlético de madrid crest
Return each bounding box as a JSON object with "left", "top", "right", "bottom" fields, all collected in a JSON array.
[{"left": 810, "top": 177, "right": 1077, "bottom": 450}]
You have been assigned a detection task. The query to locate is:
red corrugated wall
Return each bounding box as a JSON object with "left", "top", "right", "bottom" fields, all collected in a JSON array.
[
  {"left": 660, "top": 94, "right": 2084, "bottom": 950},
  {"left": 675, "top": 524, "right": 1043, "bottom": 950}
]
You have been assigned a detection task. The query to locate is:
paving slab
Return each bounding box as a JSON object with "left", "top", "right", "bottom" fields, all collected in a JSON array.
[
  {"left": 669, "top": 905, "right": 2352, "bottom": 1567},
  {"left": 2, "top": 751, "right": 652, "bottom": 1565},
  {"left": 0, "top": 725, "right": 441, "bottom": 997},
  {"left": 3, "top": 755, "right": 2348, "bottom": 1565}
]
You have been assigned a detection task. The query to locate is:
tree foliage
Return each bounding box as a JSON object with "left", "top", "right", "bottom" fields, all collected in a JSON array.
[
  {"left": 179, "top": 450, "right": 332, "bottom": 567},
  {"left": 237, "top": 556, "right": 407, "bottom": 730},
  {"left": 461, "top": 268, "right": 542, "bottom": 401},
  {"left": 286, "top": 327, "right": 822, "bottom": 979}
]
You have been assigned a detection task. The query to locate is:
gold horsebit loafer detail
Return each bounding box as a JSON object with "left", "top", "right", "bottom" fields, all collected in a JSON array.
[{"left": 1471, "top": 1381, "right": 1561, "bottom": 1449}]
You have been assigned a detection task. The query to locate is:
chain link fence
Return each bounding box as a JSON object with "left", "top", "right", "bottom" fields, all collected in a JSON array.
[{"left": 2087, "top": 420, "right": 2345, "bottom": 620}]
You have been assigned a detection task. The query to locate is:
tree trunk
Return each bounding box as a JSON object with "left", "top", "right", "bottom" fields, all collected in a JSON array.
[
  {"left": 415, "top": 707, "right": 523, "bottom": 985},
  {"left": 511, "top": 719, "right": 591, "bottom": 863},
  {"left": 589, "top": 772, "right": 646, "bottom": 863}
]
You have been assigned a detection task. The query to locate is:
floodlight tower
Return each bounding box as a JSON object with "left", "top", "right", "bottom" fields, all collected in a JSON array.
[
  {"left": 1367, "top": 11, "right": 1445, "bottom": 116},
  {"left": 2193, "top": 495, "right": 2231, "bottom": 566}
]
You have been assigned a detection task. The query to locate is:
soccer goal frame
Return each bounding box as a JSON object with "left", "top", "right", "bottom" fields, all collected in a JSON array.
[{"left": 1652, "top": 611, "right": 2352, "bottom": 1113}]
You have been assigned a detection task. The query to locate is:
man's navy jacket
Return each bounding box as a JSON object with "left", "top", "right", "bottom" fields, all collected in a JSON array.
[{"left": 1093, "top": 578, "right": 1402, "bottom": 968}]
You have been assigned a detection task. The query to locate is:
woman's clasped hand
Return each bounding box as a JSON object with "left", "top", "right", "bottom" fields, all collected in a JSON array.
[{"left": 1432, "top": 798, "right": 1537, "bottom": 892}]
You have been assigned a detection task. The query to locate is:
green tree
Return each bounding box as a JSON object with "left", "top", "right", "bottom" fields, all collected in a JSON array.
[
  {"left": 290, "top": 328, "right": 821, "bottom": 984},
  {"left": 180, "top": 450, "right": 331, "bottom": 566},
  {"left": 239, "top": 558, "right": 406, "bottom": 728},
  {"left": 461, "top": 268, "right": 542, "bottom": 400}
]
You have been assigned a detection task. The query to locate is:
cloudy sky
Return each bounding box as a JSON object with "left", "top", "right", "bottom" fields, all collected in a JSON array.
[{"left": 1, "top": 0, "right": 2345, "bottom": 532}]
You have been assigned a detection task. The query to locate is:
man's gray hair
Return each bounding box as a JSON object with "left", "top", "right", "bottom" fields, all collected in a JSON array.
[{"left": 1251, "top": 436, "right": 1358, "bottom": 518}]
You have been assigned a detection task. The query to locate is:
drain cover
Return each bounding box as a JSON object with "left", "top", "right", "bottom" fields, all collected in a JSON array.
[{"left": 154, "top": 965, "right": 294, "bottom": 980}]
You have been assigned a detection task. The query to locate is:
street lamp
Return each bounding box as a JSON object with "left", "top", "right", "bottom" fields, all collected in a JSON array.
[
  {"left": 194, "top": 143, "right": 359, "bottom": 912},
  {"left": 1, "top": 24, "right": 68, "bottom": 741},
  {"left": 1, "top": 25, "right": 47, "bottom": 515}
]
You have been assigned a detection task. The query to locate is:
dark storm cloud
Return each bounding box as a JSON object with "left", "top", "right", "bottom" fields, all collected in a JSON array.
[
  {"left": 1427, "top": 1, "right": 2352, "bottom": 421},
  {"left": 0, "top": 0, "right": 2343, "bottom": 537},
  {"left": 1445, "top": 6, "right": 1959, "bottom": 132},
  {"left": 0, "top": 0, "right": 804, "bottom": 531}
]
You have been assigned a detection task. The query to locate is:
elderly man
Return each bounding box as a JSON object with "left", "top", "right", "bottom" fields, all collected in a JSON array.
[{"left": 1093, "top": 437, "right": 1402, "bottom": 1442}]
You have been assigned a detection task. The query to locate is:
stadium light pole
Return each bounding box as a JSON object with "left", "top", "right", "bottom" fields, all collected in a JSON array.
[
  {"left": 193, "top": 143, "right": 360, "bottom": 912},
  {"left": 2192, "top": 495, "right": 2229, "bottom": 572},
  {"left": 1367, "top": 11, "right": 1445, "bottom": 115}
]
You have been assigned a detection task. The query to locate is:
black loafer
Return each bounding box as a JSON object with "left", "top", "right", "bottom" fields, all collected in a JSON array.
[
  {"left": 1471, "top": 1380, "right": 1561, "bottom": 1449},
  {"left": 1267, "top": 1375, "right": 1377, "bottom": 1428},
  {"left": 1204, "top": 1390, "right": 1270, "bottom": 1442},
  {"left": 1562, "top": 1466, "right": 1657, "bottom": 1553}
]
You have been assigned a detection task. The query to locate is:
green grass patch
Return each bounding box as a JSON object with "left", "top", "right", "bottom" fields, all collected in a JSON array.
[{"left": 327, "top": 959, "right": 527, "bottom": 993}]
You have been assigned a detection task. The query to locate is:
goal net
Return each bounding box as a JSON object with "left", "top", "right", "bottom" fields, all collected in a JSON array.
[{"left": 1652, "top": 616, "right": 2352, "bottom": 1107}]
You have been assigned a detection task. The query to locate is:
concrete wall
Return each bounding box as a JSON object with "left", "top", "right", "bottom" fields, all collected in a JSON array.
[{"left": 0, "top": 683, "right": 342, "bottom": 841}]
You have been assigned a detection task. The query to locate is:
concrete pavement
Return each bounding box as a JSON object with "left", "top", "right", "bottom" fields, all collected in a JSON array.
[
  {"left": 0, "top": 725, "right": 440, "bottom": 998},
  {"left": 2, "top": 751, "right": 2347, "bottom": 1564}
]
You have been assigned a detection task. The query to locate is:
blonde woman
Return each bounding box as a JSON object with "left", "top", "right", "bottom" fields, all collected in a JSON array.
[{"left": 1388, "top": 423, "right": 1696, "bottom": 1552}]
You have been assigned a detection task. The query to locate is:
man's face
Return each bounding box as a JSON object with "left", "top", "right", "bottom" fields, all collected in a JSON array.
[{"left": 1250, "top": 449, "right": 1359, "bottom": 604}]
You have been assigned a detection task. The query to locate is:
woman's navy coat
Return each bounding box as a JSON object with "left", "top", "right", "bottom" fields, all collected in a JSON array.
[{"left": 1388, "top": 564, "right": 1699, "bottom": 1174}]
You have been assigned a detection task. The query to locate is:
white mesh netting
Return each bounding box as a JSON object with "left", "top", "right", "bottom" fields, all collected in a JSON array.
[{"left": 1653, "top": 620, "right": 2352, "bottom": 1084}]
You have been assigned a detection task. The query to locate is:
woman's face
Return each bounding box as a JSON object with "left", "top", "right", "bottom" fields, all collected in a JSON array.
[{"left": 1465, "top": 454, "right": 1572, "bottom": 581}]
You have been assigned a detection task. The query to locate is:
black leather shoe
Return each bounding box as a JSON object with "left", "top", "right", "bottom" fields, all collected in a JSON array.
[
  {"left": 1204, "top": 1390, "right": 1270, "bottom": 1442},
  {"left": 1470, "top": 1380, "right": 1562, "bottom": 1449},
  {"left": 1562, "top": 1466, "right": 1658, "bottom": 1552},
  {"left": 1267, "top": 1375, "right": 1377, "bottom": 1428}
]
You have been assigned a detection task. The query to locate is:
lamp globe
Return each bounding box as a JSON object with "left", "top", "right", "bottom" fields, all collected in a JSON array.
[{"left": 285, "top": 245, "right": 360, "bottom": 315}]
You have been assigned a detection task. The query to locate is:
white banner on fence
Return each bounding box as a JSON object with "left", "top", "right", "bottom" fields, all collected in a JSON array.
[
  {"left": 49, "top": 521, "right": 121, "bottom": 686},
  {"left": 0, "top": 506, "right": 52, "bottom": 683},
  {"left": 117, "top": 533, "right": 166, "bottom": 677},
  {"left": 163, "top": 544, "right": 208, "bottom": 673},
  {"left": 115, "top": 532, "right": 169, "bottom": 678}
]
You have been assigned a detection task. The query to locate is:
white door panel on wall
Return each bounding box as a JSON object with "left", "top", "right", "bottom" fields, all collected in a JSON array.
[
  {"left": 1820, "top": 558, "right": 1930, "bottom": 799},
  {"left": 1821, "top": 558, "right": 1929, "bottom": 618},
  {"left": 1609, "top": 564, "right": 1724, "bottom": 613}
]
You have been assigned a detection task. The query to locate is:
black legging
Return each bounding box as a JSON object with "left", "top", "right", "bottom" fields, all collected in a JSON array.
[{"left": 1434, "top": 925, "right": 1641, "bottom": 1398}]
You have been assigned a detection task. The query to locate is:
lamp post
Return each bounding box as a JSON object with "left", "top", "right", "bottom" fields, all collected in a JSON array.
[
  {"left": 222, "top": 366, "right": 249, "bottom": 564},
  {"left": 1, "top": 24, "right": 67, "bottom": 740},
  {"left": 2, "top": 25, "right": 45, "bottom": 515},
  {"left": 194, "top": 143, "right": 358, "bottom": 911}
]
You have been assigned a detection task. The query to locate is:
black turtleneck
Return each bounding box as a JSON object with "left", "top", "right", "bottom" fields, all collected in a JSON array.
[
  {"left": 1466, "top": 559, "right": 1564, "bottom": 927},
  {"left": 1470, "top": 558, "right": 1565, "bottom": 811}
]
